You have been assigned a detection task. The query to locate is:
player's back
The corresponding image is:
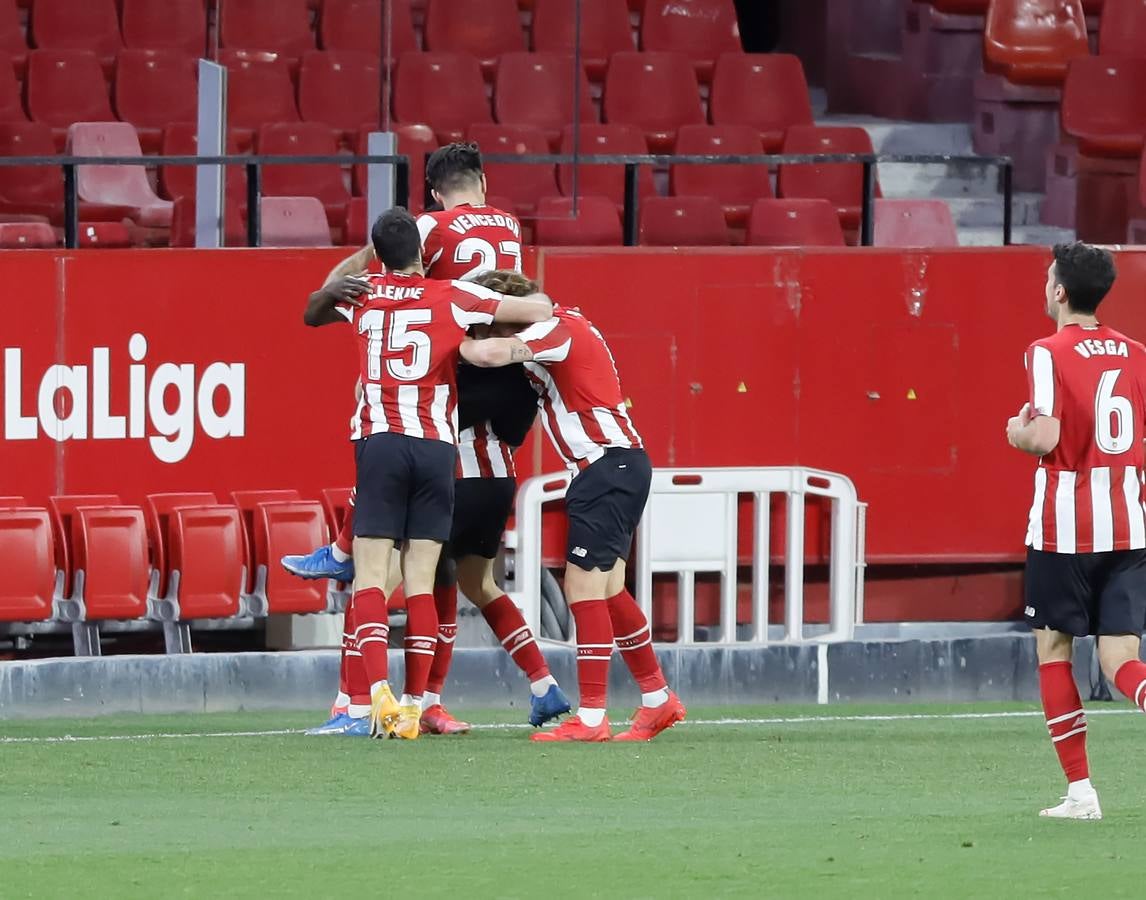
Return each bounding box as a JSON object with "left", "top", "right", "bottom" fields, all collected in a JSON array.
[
  {"left": 1027, "top": 323, "right": 1146, "bottom": 552},
  {"left": 417, "top": 203, "right": 523, "bottom": 281}
]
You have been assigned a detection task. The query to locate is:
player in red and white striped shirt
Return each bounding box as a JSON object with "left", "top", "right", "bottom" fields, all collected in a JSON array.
[
  {"left": 1006, "top": 241, "right": 1146, "bottom": 820},
  {"left": 462, "top": 270, "right": 686, "bottom": 743}
]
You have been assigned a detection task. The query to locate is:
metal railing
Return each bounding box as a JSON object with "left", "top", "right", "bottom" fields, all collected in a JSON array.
[{"left": 0, "top": 151, "right": 1014, "bottom": 248}]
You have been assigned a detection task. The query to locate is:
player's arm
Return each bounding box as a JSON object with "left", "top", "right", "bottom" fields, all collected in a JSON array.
[
  {"left": 323, "top": 244, "right": 374, "bottom": 286},
  {"left": 1007, "top": 403, "right": 1061, "bottom": 456},
  {"left": 491, "top": 293, "right": 554, "bottom": 324},
  {"left": 1007, "top": 344, "right": 1062, "bottom": 456},
  {"left": 303, "top": 277, "right": 370, "bottom": 326},
  {"left": 460, "top": 337, "right": 534, "bottom": 368}
]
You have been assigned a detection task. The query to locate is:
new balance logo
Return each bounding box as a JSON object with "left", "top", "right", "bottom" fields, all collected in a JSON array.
[
  {"left": 572, "top": 546, "right": 588, "bottom": 558},
  {"left": 1024, "top": 606, "right": 1036, "bottom": 617}
]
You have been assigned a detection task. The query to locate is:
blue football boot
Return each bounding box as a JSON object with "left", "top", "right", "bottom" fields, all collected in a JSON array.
[
  {"left": 281, "top": 545, "right": 354, "bottom": 582},
  {"left": 529, "top": 683, "right": 572, "bottom": 727},
  {"left": 342, "top": 717, "right": 370, "bottom": 737},
  {"left": 304, "top": 712, "right": 357, "bottom": 735}
]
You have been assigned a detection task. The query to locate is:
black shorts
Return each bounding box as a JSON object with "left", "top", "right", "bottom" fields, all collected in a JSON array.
[
  {"left": 353, "top": 432, "right": 456, "bottom": 542},
  {"left": 449, "top": 476, "right": 516, "bottom": 560},
  {"left": 564, "top": 447, "right": 652, "bottom": 571},
  {"left": 1024, "top": 548, "right": 1146, "bottom": 637}
]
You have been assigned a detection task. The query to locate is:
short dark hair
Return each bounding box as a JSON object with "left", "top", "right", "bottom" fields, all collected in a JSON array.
[
  {"left": 1052, "top": 241, "right": 1117, "bottom": 315},
  {"left": 426, "top": 142, "right": 483, "bottom": 195},
  {"left": 370, "top": 207, "right": 421, "bottom": 271}
]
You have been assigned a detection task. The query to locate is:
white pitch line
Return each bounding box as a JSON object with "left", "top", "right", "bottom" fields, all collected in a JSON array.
[{"left": 0, "top": 708, "right": 1138, "bottom": 745}]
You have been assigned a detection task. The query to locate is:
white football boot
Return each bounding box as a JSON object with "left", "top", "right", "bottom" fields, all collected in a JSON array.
[{"left": 1039, "top": 791, "right": 1103, "bottom": 820}]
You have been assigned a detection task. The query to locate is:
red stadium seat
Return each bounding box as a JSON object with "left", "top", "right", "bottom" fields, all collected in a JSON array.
[
  {"left": 0, "top": 53, "right": 27, "bottom": 120},
  {"left": 69, "top": 506, "right": 149, "bottom": 621},
  {"left": 873, "top": 198, "right": 959, "bottom": 247},
  {"left": 424, "top": 0, "right": 526, "bottom": 78},
  {"left": 121, "top": 0, "right": 206, "bottom": 56},
  {"left": 777, "top": 125, "right": 880, "bottom": 232},
  {"left": 299, "top": 50, "right": 382, "bottom": 143},
  {"left": 531, "top": 0, "right": 634, "bottom": 80},
  {"left": 393, "top": 52, "right": 491, "bottom": 143},
  {"left": 709, "top": 53, "right": 814, "bottom": 152},
  {"left": 0, "top": 0, "right": 27, "bottom": 73},
  {"left": 1061, "top": 56, "right": 1146, "bottom": 157},
  {"left": 0, "top": 496, "right": 27, "bottom": 506},
  {"left": 219, "top": 0, "right": 314, "bottom": 62},
  {"left": 0, "top": 221, "right": 55, "bottom": 245},
  {"left": 159, "top": 122, "right": 247, "bottom": 203},
  {"left": 494, "top": 52, "right": 596, "bottom": 150},
  {"left": 558, "top": 123, "right": 655, "bottom": 208},
  {"left": 354, "top": 123, "right": 437, "bottom": 213},
  {"left": 320, "top": 487, "right": 353, "bottom": 537},
  {"left": 31, "top": 0, "right": 122, "bottom": 73},
  {"left": 163, "top": 506, "right": 245, "bottom": 620},
  {"left": 254, "top": 501, "right": 328, "bottom": 614},
  {"left": 169, "top": 193, "right": 248, "bottom": 247},
  {"left": 346, "top": 194, "right": 368, "bottom": 244},
  {"left": 321, "top": 0, "right": 417, "bottom": 61},
  {"left": 258, "top": 122, "right": 350, "bottom": 226},
  {"left": 468, "top": 122, "right": 558, "bottom": 215},
  {"left": 260, "top": 196, "right": 333, "bottom": 246},
  {"left": 231, "top": 490, "right": 301, "bottom": 595},
  {"left": 26, "top": 50, "right": 114, "bottom": 149},
  {"left": 670, "top": 124, "right": 771, "bottom": 225},
  {"left": 114, "top": 50, "right": 198, "bottom": 153},
  {"left": 0, "top": 508, "right": 56, "bottom": 622},
  {"left": 983, "top": 0, "right": 1089, "bottom": 86},
  {"left": 603, "top": 51, "right": 704, "bottom": 151},
  {"left": 219, "top": 49, "right": 300, "bottom": 149},
  {"left": 1099, "top": 0, "right": 1146, "bottom": 56},
  {"left": 67, "top": 122, "right": 173, "bottom": 228},
  {"left": 77, "top": 221, "right": 132, "bottom": 247},
  {"left": 48, "top": 494, "right": 121, "bottom": 598},
  {"left": 533, "top": 194, "right": 622, "bottom": 245},
  {"left": 640, "top": 0, "right": 742, "bottom": 83},
  {"left": 745, "top": 198, "right": 847, "bottom": 247},
  {"left": 639, "top": 195, "right": 729, "bottom": 245},
  {"left": 144, "top": 492, "right": 218, "bottom": 599}
]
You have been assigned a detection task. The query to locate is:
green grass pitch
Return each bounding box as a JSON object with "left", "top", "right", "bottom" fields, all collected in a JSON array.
[{"left": 2, "top": 703, "right": 1144, "bottom": 898}]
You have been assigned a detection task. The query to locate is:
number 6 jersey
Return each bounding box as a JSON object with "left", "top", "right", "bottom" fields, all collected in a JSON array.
[
  {"left": 335, "top": 271, "right": 504, "bottom": 443},
  {"left": 1025, "top": 323, "right": 1146, "bottom": 553}
]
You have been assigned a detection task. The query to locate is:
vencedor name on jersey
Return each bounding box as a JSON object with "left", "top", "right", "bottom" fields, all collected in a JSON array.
[{"left": 447, "top": 213, "right": 522, "bottom": 238}]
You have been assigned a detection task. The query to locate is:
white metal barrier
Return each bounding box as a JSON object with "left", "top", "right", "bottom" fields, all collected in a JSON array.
[{"left": 504, "top": 466, "right": 866, "bottom": 645}]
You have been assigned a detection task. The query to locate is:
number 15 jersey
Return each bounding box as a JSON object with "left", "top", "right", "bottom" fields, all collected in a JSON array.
[{"left": 1025, "top": 323, "right": 1146, "bottom": 553}]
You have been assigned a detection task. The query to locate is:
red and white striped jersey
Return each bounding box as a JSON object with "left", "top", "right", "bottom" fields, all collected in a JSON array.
[
  {"left": 336, "top": 271, "right": 503, "bottom": 443},
  {"left": 518, "top": 306, "right": 642, "bottom": 470},
  {"left": 417, "top": 203, "right": 524, "bottom": 281},
  {"left": 1025, "top": 323, "right": 1146, "bottom": 553},
  {"left": 456, "top": 422, "right": 517, "bottom": 478}
]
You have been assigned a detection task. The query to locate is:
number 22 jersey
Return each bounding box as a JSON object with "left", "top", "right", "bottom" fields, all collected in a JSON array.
[{"left": 1025, "top": 323, "right": 1146, "bottom": 553}]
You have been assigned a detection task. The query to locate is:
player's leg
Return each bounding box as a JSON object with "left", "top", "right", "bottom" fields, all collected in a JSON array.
[
  {"left": 420, "top": 553, "right": 471, "bottom": 735},
  {"left": 282, "top": 488, "right": 357, "bottom": 582},
  {"left": 304, "top": 595, "right": 359, "bottom": 735},
  {"left": 1096, "top": 549, "right": 1146, "bottom": 713}
]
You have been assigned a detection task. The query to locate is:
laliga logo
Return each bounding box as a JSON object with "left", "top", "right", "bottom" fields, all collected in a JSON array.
[{"left": 3, "top": 333, "right": 245, "bottom": 464}]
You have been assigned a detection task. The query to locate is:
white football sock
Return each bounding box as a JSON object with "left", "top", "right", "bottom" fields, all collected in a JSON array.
[
  {"left": 423, "top": 691, "right": 441, "bottom": 709},
  {"left": 578, "top": 707, "right": 605, "bottom": 727},
  {"left": 333, "top": 691, "right": 351, "bottom": 709},
  {"left": 370, "top": 679, "right": 389, "bottom": 696},
  {"left": 399, "top": 693, "right": 421, "bottom": 709},
  {"left": 641, "top": 688, "right": 670, "bottom": 708},
  {"left": 331, "top": 543, "right": 351, "bottom": 563},
  {"left": 530, "top": 675, "right": 558, "bottom": 698},
  {"left": 1068, "top": 778, "right": 1096, "bottom": 798},
  {"left": 347, "top": 703, "right": 370, "bottom": 719}
]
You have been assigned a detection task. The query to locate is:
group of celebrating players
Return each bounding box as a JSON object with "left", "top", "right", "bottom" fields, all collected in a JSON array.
[{"left": 282, "top": 143, "right": 685, "bottom": 743}]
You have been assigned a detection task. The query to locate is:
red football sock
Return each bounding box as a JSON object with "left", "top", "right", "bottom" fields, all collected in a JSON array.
[
  {"left": 571, "top": 599, "right": 613, "bottom": 709},
  {"left": 403, "top": 592, "right": 438, "bottom": 699},
  {"left": 481, "top": 593, "right": 551, "bottom": 682},
  {"left": 1114, "top": 659, "right": 1146, "bottom": 712},
  {"left": 352, "top": 587, "right": 389, "bottom": 686},
  {"left": 425, "top": 585, "right": 457, "bottom": 695},
  {"left": 337, "top": 602, "right": 351, "bottom": 699},
  {"left": 606, "top": 589, "right": 667, "bottom": 693},
  {"left": 335, "top": 508, "right": 354, "bottom": 556},
  {"left": 343, "top": 596, "right": 370, "bottom": 708},
  {"left": 1039, "top": 661, "right": 1089, "bottom": 783}
]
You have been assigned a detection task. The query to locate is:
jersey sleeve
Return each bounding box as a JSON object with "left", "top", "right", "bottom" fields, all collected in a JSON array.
[
  {"left": 517, "top": 318, "right": 573, "bottom": 364},
  {"left": 333, "top": 301, "right": 355, "bottom": 323},
  {"left": 449, "top": 280, "right": 502, "bottom": 328},
  {"left": 1026, "top": 343, "right": 1061, "bottom": 419},
  {"left": 418, "top": 213, "right": 444, "bottom": 275}
]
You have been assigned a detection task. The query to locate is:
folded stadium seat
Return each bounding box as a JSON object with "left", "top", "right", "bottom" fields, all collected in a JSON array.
[
  {"left": 114, "top": 50, "right": 198, "bottom": 153},
  {"left": 159, "top": 122, "right": 248, "bottom": 204},
  {"left": 603, "top": 51, "right": 704, "bottom": 152},
  {"left": 776, "top": 125, "right": 880, "bottom": 235},
  {"left": 77, "top": 221, "right": 132, "bottom": 247},
  {"left": 253, "top": 501, "right": 328, "bottom": 614},
  {"left": 0, "top": 221, "right": 55, "bottom": 245},
  {"left": 0, "top": 508, "right": 57, "bottom": 622},
  {"left": 557, "top": 123, "right": 656, "bottom": 209},
  {"left": 67, "top": 122, "right": 174, "bottom": 229},
  {"left": 393, "top": 52, "right": 491, "bottom": 143},
  {"left": 353, "top": 123, "right": 436, "bottom": 213},
  {"left": 320, "top": 0, "right": 418, "bottom": 62},
  {"left": 0, "top": 52, "right": 26, "bottom": 121},
  {"left": 346, "top": 195, "right": 368, "bottom": 245},
  {"left": 298, "top": 50, "right": 382, "bottom": 145},
  {"left": 0, "top": 0, "right": 27, "bottom": 74},
  {"left": 219, "top": 49, "right": 301, "bottom": 150},
  {"left": 30, "top": 0, "right": 122, "bottom": 75},
  {"left": 1098, "top": 0, "right": 1146, "bottom": 56},
  {"left": 530, "top": 0, "right": 634, "bottom": 81},
  {"left": 143, "top": 492, "right": 218, "bottom": 599},
  {"left": 0, "top": 496, "right": 26, "bottom": 506},
  {"left": 745, "top": 198, "right": 847, "bottom": 247},
  {"left": 423, "top": 0, "right": 527, "bottom": 79},
  {"left": 670, "top": 123, "right": 771, "bottom": 226},
  {"left": 983, "top": 0, "right": 1088, "bottom": 86},
  {"left": 48, "top": 494, "right": 121, "bottom": 599},
  {"left": 219, "top": 0, "right": 315, "bottom": 66},
  {"left": 257, "top": 122, "right": 350, "bottom": 233},
  {"left": 494, "top": 52, "right": 597, "bottom": 150},
  {"left": 155, "top": 506, "right": 245, "bottom": 625},
  {"left": 169, "top": 194, "right": 248, "bottom": 247},
  {"left": 121, "top": 0, "right": 207, "bottom": 56},
  {"left": 26, "top": 50, "right": 115, "bottom": 149},
  {"left": 65, "top": 506, "right": 149, "bottom": 633},
  {"left": 320, "top": 487, "right": 353, "bottom": 538},
  {"left": 259, "top": 196, "right": 334, "bottom": 246},
  {"left": 639, "top": 0, "right": 742, "bottom": 84},
  {"left": 533, "top": 194, "right": 622, "bottom": 245},
  {"left": 639, "top": 195, "right": 729, "bottom": 246},
  {"left": 708, "top": 53, "right": 814, "bottom": 152},
  {"left": 468, "top": 122, "right": 558, "bottom": 216},
  {"left": 873, "top": 198, "right": 958, "bottom": 247}
]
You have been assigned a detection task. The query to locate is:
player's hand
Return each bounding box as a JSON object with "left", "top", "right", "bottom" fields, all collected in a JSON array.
[
  {"left": 1006, "top": 415, "right": 1025, "bottom": 448},
  {"left": 328, "top": 275, "right": 371, "bottom": 306},
  {"left": 1017, "top": 403, "right": 1032, "bottom": 427}
]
